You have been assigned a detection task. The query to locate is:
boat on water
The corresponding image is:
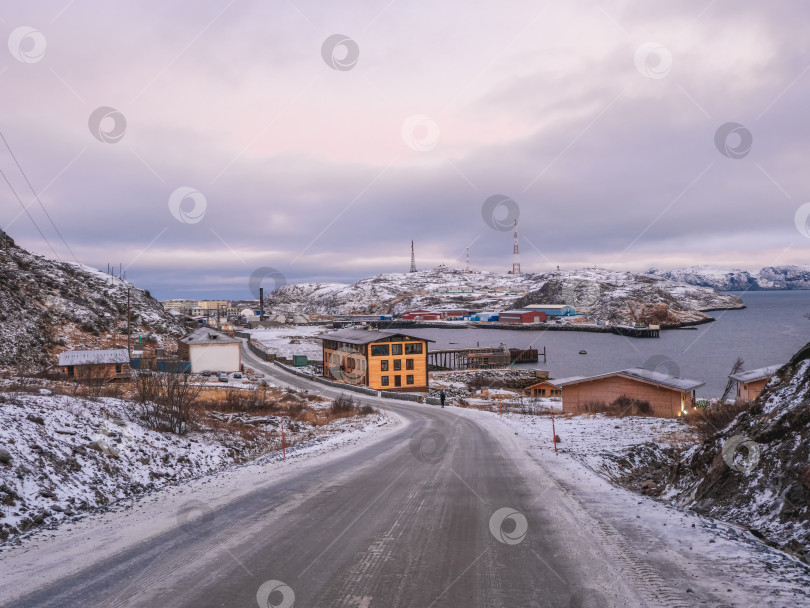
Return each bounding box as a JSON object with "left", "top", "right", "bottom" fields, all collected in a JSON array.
[{"left": 579, "top": 350, "right": 587, "bottom": 355}]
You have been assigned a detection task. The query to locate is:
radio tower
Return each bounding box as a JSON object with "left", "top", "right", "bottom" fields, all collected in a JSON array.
[
  {"left": 465, "top": 246, "right": 470, "bottom": 273},
  {"left": 409, "top": 240, "right": 417, "bottom": 273},
  {"left": 512, "top": 219, "right": 521, "bottom": 274}
]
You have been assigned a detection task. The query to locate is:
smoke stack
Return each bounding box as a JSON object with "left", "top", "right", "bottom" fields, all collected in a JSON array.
[{"left": 259, "top": 287, "right": 264, "bottom": 321}]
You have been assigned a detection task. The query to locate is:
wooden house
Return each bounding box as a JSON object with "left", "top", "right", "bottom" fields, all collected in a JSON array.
[
  {"left": 320, "top": 329, "right": 433, "bottom": 392},
  {"left": 523, "top": 380, "right": 562, "bottom": 398},
  {"left": 58, "top": 349, "right": 131, "bottom": 382},
  {"left": 548, "top": 368, "right": 704, "bottom": 418},
  {"left": 730, "top": 365, "right": 782, "bottom": 401}
]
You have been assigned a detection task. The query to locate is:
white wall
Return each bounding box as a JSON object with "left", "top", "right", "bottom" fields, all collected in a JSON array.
[{"left": 188, "top": 343, "right": 241, "bottom": 373}]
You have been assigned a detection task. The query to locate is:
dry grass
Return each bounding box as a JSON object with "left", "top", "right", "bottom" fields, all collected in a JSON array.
[{"left": 686, "top": 399, "right": 753, "bottom": 440}]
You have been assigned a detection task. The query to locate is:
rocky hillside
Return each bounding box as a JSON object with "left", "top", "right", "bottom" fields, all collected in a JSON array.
[
  {"left": 648, "top": 265, "right": 810, "bottom": 291},
  {"left": 0, "top": 230, "right": 184, "bottom": 368},
  {"left": 265, "top": 267, "right": 744, "bottom": 326},
  {"left": 649, "top": 344, "right": 810, "bottom": 558}
]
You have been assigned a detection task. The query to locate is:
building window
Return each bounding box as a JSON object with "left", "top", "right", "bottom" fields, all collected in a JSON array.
[
  {"left": 371, "top": 344, "right": 389, "bottom": 356},
  {"left": 392, "top": 344, "right": 402, "bottom": 355},
  {"left": 381, "top": 376, "right": 389, "bottom": 386},
  {"left": 115, "top": 364, "right": 122, "bottom": 373},
  {"left": 406, "top": 375, "right": 414, "bottom": 385},
  {"left": 66, "top": 366, "right": 74, "bottom": 378},
  {"left": 380, "top": 360, "right": 389, "bottom": 371},
  {"left": 405, "top": 343, "right": 422, "bottom": 355},
  {"left": 394, "top": 375, "right": 402, "bottom": 387},
  {"left": 393, "top": 360, "right": 401, "bottom": 371},
  {"left": 406, "top": 359, "right": 414, "bottom": 370}
]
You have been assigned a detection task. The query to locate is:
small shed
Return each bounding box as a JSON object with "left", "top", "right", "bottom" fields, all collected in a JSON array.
[
  {"left": 499, "top": 310, "right": 547, "bottom": 324},
  {"left": 730, "top": 365, "right": 782, "bottom": 401},
  {"left": 58, "top": 349, "right": 131, "bottom": 382}
]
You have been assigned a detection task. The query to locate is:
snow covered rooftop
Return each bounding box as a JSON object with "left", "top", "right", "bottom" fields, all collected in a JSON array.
[
  {"left": 549, "top": 368, "right": 704, "bottom": 391},
  {"left": 58, "top": 349, "right": 130, "bottom": 366},
  {"left": 320, "top": 328, "right": 435, "bottom": 345},
  {"left": 729, "top": 364, "right": 783, "bottom": 383},
  {"left": 179, "top": 328, "right": 240, "bottom": 345}
]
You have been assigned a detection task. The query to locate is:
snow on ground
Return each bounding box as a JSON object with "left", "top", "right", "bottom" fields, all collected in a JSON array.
[
  {"left": 450, "top": 406, "right": 810, "bottom": 605},
  {"left": 0, "top": 408, "right": 402, "bottom": 600},
  {"left": 0, "top": 390, "right": 390, "bottom": 544},
  {"left": 248, "top": 325, "right": 328, "bottom": 361}
]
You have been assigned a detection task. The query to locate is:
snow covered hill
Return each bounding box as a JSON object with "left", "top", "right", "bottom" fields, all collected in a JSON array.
[
  {"left": 265, "top": 266, "right": 744, "bottom": 326},
  {"left": 647, "top": 265, "right": 810, "bottom": 291},
  {"left": 649, "top": 342, "right": 810, "bottom": 559},
  {"left": 0, "top": 230, "right": 184, "bottom": 367}
]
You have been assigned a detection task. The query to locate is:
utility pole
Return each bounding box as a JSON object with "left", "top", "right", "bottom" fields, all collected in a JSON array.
[{"left": 126, "top": 288, "right": 131, "bottom": 357}]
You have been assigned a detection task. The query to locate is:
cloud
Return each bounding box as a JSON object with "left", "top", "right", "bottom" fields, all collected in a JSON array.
[{"left": 0, "top": 0, "right": 808, "bottom": 298}]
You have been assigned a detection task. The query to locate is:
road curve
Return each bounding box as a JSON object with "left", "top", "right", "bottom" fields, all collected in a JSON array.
[{"left": 5, "top": 345, "right": 649, "bottom": 608}]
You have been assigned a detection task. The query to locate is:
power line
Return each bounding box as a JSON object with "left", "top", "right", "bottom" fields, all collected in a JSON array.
[
  {"left": 0, "top": 165, "right": 61, "bottom": 260},
  {"left": 0, "top": 129, "right": 79, "bottom": 263}
]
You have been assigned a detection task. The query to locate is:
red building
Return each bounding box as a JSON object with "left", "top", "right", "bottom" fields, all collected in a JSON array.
[
  {"left": 499, "top": 309, "right": 547, "bottom": 324},
  {"left": 401, "top": 310, "right": 443, "bottom": 321}
]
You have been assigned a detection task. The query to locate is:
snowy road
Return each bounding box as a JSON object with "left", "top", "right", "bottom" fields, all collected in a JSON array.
[{"left": 1, "top": 345, "right": 806, "bottom": 607}]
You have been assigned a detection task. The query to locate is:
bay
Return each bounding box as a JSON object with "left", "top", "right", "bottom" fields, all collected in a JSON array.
[{"left": 403, "top": 291, "right": 810, "bottom": 397}]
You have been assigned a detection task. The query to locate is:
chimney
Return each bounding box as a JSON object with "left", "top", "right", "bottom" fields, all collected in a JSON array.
[{"left": 259, "top": 287, "right": 265, "bottom": 321}]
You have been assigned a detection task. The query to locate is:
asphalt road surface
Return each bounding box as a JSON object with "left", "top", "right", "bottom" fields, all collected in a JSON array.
[{"left": 4, "top": 344, "right": 660, "bottom": 608}]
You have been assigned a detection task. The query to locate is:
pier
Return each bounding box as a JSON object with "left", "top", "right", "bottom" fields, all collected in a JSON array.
[
  {"left": 428, "top": 346, "right": 543, "bottom": 370},
  {"left": 612, "top": 325, "right": 660, "bottom": 338}
]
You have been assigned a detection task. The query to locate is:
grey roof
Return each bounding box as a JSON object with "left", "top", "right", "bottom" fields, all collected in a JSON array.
[
  {"left": 179, "top": 328, "right": 240, "bottom": 345},
  {"left": 730, "top": 365, "right": 782, "bottom": 383},
  {"left": 548, "top": 368, "right": 704, "bottom": 391},
  {"left": 320, "top": 328, "right": 435, "bottom": 346},
  {"left": 58, "top": 349, "right": 130, "bottom": 366},
  {"left": 500, "top": 309, "right": 535, "bottom": 315}
]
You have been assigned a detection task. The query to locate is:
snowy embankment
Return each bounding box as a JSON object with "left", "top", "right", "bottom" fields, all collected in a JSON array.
[
  {"left": 0, "top": 390, "right": 392, "bottom": 544},
  {"left": 452, "top": 406, "right": 810, "bottom": 604}
]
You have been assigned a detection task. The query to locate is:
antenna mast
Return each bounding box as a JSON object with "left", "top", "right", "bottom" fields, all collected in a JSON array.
[
  {"left": 465, "top": 246, "right": 470, "bottom": 273},
  {"left": 409, "top": 240, "right": 417, "bottom": 273},
  {"left": 512, "top": 219, "right": 521, "bottom": 274}
]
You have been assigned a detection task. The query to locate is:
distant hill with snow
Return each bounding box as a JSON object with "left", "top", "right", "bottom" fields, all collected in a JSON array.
[
  {"left": 0, "top": 230, "right": 184, "bottom": 368},
  {"left": 647, "top": 265, "right": 810, "bottom": 291},
  {"left": 265, "top": 267, "right": 744, "bottom": 327}
]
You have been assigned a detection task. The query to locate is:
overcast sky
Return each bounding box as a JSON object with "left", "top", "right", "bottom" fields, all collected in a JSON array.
[{"left": 1, "top": 1, "right": 808, "bottom": 299}]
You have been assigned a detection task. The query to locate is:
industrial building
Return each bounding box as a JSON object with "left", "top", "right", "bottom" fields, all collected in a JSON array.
[
  {"left": 320, "top": 329, "right": 433, "bottom": 392},
  {"left": 498, "top": 310, "right": 547, "bottom": 324},
  {"left": 401, "top": 310, "right": 443, "bottom": 321},
  {"left": 524, "top": 304, "right": 576, "bottom": 317},
  {"left": 730, "top": 364, "right": 782, "bottom": 401}
]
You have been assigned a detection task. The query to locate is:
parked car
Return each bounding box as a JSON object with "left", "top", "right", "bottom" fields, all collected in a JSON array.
[
  {"left": 232, "top": 372, "right": 242, "bottom": 379},
  {"left": 201, "top": 370, "right": 212, "bottom": 377},
  {"left": 217, "top": 372, "right": 228, "bottom": 382}
]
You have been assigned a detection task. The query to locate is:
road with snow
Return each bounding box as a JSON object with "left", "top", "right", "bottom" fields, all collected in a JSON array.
[{"left": 2, "top": 343, "right": 807, "bottom": 607}]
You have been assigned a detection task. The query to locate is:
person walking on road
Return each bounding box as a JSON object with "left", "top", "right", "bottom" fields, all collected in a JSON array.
[{"left": 440, "top": 389, "right": 446, "bottom": 408}]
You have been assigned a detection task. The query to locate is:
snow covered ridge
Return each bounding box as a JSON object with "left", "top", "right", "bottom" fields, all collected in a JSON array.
[
  {"left": 647, "top": 264, "right": 810, "bottom": 291},
  {"left": 264, "top": 267, "right": 743, "bottom": 324},
  {"left": 0, "top": 230, "right": 184, "bottom": 366},
  {"left": 0, "top": 390, "right": 389, "bottom": 544},
  {"left": 648, "top": 345, "right": 810, "bottom": 559}
]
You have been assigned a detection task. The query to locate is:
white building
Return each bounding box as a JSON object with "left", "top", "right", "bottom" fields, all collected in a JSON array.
[{"left": 177, "top": 328, "right": 241, "bottom": 373}]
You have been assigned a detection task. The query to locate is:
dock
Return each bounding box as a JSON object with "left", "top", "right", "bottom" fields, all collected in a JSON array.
[
  {"left": 428, "top": 346, "right": 543, "bottom": 370},
  {"left": 612, "top": 325, "right": 660, "bottom": 338}
]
